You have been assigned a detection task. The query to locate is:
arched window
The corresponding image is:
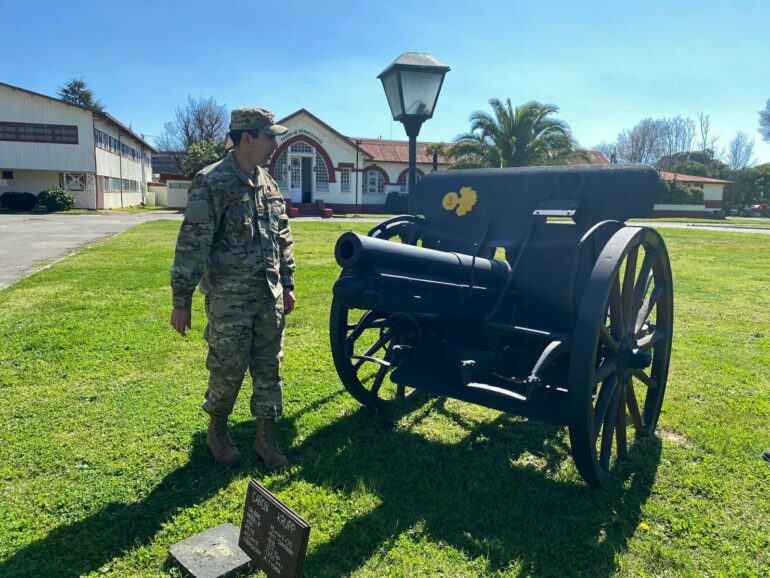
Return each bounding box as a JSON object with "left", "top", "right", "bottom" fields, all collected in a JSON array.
[
  {"left": 363, "top": 169, "right": 385, "bottom": 194},
  {"left": 315, "top": 152, "right": 329, "bottom": 191},
  {"left": 397, "top": 168, "right": 425, "bottom": 192},
  {"left": 290, "top": 142, "right": 313, "bottom": 153}
]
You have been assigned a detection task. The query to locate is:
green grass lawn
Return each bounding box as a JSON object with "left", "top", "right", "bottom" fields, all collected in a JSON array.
[
  {"left": 630, "top": 217, "right": 770, "bottom": 228},
  {"left": 0, "top": 222, "right": 768, "bottom": 577},
  {"left": 103, "top": 206, "right": 168, "bottom": 214}
]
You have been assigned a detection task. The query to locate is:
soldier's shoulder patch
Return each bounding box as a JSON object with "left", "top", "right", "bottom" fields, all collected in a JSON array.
[{"left": 186, "top": 199, "right": 211, "bottom": 224}]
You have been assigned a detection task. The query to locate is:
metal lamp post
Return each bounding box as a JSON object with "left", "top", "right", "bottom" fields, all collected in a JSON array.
[
  {"left": 377, "top": 52, "right": 450, "bottom": 206},
  {"left": 355, "top": 139, "right": 361, "bottom": 210}
]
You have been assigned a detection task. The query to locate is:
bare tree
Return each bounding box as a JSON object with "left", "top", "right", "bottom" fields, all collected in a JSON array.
[
  {"left": 593, "top": 141, "right": 618, "bottom": 161},
  {"left": 759, "top": 99, "right": 770, "bottom": 142},
  {"left": 660, "top": 115, "right": 695, "bottom": 159},
  {"left": 727, "top": 131, "right": 756, "bottom": 169},
  {"left": 697, "top": 112, "right": 719, "bottom": 154},
  {"left": 616, "top": 118, "right": 666, "bottom": 164},
  {"left": 156, "top": 96, "right": 229, "bottom": 171}
]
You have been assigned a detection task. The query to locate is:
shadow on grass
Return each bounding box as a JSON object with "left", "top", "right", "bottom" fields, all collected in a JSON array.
[
  {"left": 279, "top": 394, "right": 661, "bottom": 578},
  {"left": 1, "top": 391, "right": 660, "bottom": 578}
]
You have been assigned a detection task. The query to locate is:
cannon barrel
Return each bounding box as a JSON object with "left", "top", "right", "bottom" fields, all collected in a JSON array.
[
  {"left": 335, "top": 232, "right": 510, "bottom": 285},
  {"left": 333, "top": 232, "right": 510, "bottom": 315}
]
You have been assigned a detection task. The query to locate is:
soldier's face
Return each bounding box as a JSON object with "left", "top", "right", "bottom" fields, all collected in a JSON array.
[{"left": 247, "top": 131, "right": 277, "bottom": 165}]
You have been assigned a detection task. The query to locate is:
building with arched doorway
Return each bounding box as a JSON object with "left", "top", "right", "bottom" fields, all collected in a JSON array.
[{"left": 268, "top": 109, "right": 448, "bottom": 213}]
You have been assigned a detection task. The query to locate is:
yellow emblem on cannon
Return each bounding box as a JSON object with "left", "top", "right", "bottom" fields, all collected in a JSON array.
[{"left": 442, "top": 186, "right": 477, "bottom": 216}]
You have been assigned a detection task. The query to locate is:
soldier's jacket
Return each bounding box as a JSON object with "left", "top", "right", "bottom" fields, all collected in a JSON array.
[{"left": 170, "top": 152, "right": 295, "bottom": 309}]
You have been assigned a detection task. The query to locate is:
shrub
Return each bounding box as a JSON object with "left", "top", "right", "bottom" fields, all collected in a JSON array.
[
  {"left": 385, "top": 191, "right": 409, "bottom": 214},
  {"left": 0, "top": 191, "right": 38, "bottom": 211},
  {"left": 656, "top": 180, "right": 704, "bottom": 204},
  {"left": 37, "top": 187, "right": 74, "bottom": 212}
]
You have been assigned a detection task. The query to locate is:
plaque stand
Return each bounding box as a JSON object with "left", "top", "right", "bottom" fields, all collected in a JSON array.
[
  {"left": 169, "top": 523, "right": 252, "bottom": 578},
  {"left": 239, "top": 480, "right": 311, "bottom": 578}
]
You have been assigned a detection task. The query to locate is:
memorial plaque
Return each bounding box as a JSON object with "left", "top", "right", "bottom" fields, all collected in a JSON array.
[{"left": 239, "top": 480, "right": 311, "bottom": 578}]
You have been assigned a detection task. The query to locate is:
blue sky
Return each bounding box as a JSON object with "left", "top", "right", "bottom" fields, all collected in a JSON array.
[{"left": 4, "top": 0, "right": 769, "bottom": 162}]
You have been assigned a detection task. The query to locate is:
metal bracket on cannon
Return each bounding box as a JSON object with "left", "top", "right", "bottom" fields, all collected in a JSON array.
[{"left": 532, "top": 197, "right": 581, "bottom": 219}]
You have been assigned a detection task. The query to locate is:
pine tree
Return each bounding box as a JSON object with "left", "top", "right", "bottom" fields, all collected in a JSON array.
[{"left": 57, "top": 78, "right": 104, "bottom": 112}]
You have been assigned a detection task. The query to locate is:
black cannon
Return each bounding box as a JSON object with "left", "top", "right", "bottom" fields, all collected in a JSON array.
[{"left": 330, "top": 164, "right": 673, "bottom": 487}]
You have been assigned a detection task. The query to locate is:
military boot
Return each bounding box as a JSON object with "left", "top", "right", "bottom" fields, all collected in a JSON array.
[
  {"left": 206, "top": 415, "right": 242, "bottom": 466},
  {"left": 253, "top": 418, "right": 289, "bottom": 471}
]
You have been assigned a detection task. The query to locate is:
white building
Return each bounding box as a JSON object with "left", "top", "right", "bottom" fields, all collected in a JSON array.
[
  {"left": 655, "top": 171, "right": 732, "bottom": 218},
  {"left": 268, "top": 109, "right": 449, "bottom": 213},
  {"left": 0, "top": 82, "right": 155, "bottom": 209}
]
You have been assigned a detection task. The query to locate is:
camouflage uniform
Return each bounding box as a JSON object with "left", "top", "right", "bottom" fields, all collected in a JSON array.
[{"left": 171, "top": 150, "right": 294, "bottom": 420}]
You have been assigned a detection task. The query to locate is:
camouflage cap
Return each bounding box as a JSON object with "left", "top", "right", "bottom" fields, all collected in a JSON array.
[{"left": 225, "top": 107, "right": 288, "bottom": 148}]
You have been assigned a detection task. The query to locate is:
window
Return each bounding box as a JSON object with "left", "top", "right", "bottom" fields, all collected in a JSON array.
[
  {"left": 363, "top": 169, "right": 385, "bottom": 194},
  {"left": 315, "top": 153, "right": 329, "bottom": 192},
  {"left": 274, "top": 152, "right": 288, "bottom": 189},
  {"left": 398, "top": 169, "right": 424, "bottom": 192},
  {"left": 0, "top": 121, "right": 78, "bottom": 144},
  {"left": 100, "top": 176, "right": 126, "bottom": 192},
  {"left": 121, "top": 179, "right": 139, "bottom": 192},
  {"left": 95, "top": 128, "right": 140, "bottom": 161},
  {"left": 61, "top": 173, "right": 85, "bottom": 191},
  {"left": 2, "top": 171, "right": 12, "bottom": 180},
  {"left": 290, "top": 142, "right": 313, "bottom": 153},
  {"left": 340, "top": 168, "right": 350, "bottom": 192},
  {"left": 290, "top": 157, "right": 301, "bottom": 188}
]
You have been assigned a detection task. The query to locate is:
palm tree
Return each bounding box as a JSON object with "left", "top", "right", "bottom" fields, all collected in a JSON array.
[
  {"left": 447, "top": 98, "right": 579, "bottom": 168},
  {"left": 423, "top": 142, "right": 447, "bottom": 172}
]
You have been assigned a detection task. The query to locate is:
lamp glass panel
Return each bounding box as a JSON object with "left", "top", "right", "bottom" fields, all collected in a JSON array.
[
  {"left": 400, "top": 70, "right": 443, "bottom": 117},
  {"left": 381, "top": 72, "right": 403, "bottom": 119}
]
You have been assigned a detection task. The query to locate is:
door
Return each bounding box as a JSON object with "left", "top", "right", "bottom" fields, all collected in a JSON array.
[{"left": 301, "top": 156, "right": 312, "bottom": 203}]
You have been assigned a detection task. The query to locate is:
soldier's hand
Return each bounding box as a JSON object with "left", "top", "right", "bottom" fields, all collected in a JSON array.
[
  {"left": 170, "top": 308, "right": 192, "bottom": 336},
  {"left": 283, "top": 289, "right": 296, "bottom": 315}
]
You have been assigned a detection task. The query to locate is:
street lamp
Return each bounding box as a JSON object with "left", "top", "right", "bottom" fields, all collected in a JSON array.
[{"left": 378, "top": 52, "right": 450, "bottom": 203}]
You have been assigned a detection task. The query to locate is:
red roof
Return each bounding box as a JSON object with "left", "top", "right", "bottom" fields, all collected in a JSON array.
[
  {"left": 353, "top": 138, "right": 448, "bottom": 165},
  {"left": 659, "top": 171, "right": 733, "bottom": 185}
]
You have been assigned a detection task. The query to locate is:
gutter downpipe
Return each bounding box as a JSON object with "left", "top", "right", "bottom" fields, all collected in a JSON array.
[
  {"left": 93, "top": 116, "right": 101, "bottom": 210},
  {"left": 118, "top": 134, "right": 124, "bottom": 208}
]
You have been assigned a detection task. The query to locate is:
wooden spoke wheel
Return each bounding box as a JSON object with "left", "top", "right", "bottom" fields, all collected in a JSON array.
[
  {"left": 329, "top": 217, "right": 424, "bottom": 409},
  {"left": 329, "top": 299, "right": 419, "bottom": 409},
  {"left": 568, "top": 226, "right": 673, "bottom": 488}
]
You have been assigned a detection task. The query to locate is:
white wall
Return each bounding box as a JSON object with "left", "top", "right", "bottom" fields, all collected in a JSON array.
[
  {"left": 0, "top": 169, "right": 59, "bottom": 194},
  {"left": 166, "top": 181, "right": 191, "bottom": 208},
  {"left": 703, "top": 183, "right": 724, "bottom": 202},
  {"left": 93, "top": 119, "right": 146, "bottom": 182},
  {"left": 103, "top": 192, "right": 143, "bottom": 209},
  {"left": 0, "top": 84, "right": 95, "bottom": 172},
  {"left": 0, "top": 169, "right": 96, "bottom": 209},
  {"left": 149, "top": 183, "right": 168, "bottom": 206},
  {"left": 654, "top": 203, "right": 706, "bottom": 212}
]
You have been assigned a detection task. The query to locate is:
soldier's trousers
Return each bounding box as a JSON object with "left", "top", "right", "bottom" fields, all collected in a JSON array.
[{"left": 202, "top": 292, "right": 285, "bottom": 419}]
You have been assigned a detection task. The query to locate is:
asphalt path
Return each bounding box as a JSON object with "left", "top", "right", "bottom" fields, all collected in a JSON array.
[
  {"left": 0, "top": 211, "right": 184, "bottom": 291},
  {"left": 0, "top": 212, "right": 767, "bottom": 291}
]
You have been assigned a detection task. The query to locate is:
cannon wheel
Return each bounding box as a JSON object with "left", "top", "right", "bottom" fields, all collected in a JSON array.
[
  {"left": 329, "top": 216, "right": 424, "bottom": 409},
  {"left": 330, "top": 300, "right": 420, "bottom": 409},
  {"left": 568, "top": 226, "right": 673, "bottom": 488}
]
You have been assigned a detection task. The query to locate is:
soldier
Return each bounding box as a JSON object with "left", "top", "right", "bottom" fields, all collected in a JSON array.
[{"left": 169, "top": 108, "right": 295, "bottom": 470}]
